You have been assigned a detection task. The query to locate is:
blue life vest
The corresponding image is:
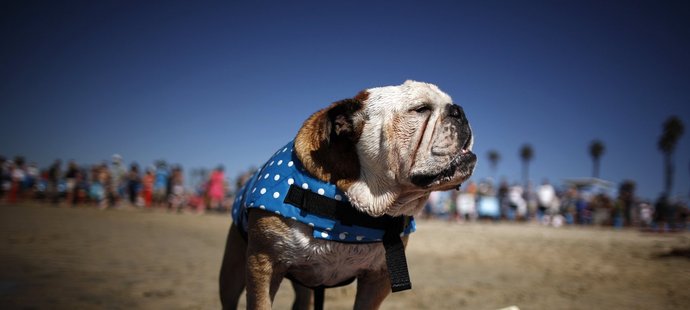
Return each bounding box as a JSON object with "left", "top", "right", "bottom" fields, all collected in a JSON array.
[{"left": 232, "top": 141, "right": 416, "bottom": 243}]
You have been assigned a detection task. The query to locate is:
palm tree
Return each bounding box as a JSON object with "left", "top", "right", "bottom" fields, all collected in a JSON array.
[
  {"left": 519, "top": 144, "right": 534, "bottom": 186},
  {"left": 589, "top": 140, "right": 605, "bottom": 178},
  {"left": 487, "top": 150, "right": 500, "bottom": 177},
  {"left": 658, "top": 116, "right": 684, "bottom": 195}
]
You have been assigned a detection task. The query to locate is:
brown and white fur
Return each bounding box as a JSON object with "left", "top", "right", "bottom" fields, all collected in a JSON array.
[{"left": 219, "top": 80, "right": 476, "bottom": 309}]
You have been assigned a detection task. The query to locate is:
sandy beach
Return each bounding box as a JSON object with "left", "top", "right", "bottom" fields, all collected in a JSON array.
[{"left": 1, "top": 203, "right": 688, "bottom": 310}]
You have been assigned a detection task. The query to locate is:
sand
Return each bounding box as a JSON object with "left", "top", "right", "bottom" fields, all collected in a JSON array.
[{"left": 1, "top": 203, "right": 688, "bottom": 309}]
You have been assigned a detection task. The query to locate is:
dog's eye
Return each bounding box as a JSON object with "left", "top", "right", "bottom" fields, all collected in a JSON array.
[{"left": 412, "top": 105, "right": 431, "bottom": 114}]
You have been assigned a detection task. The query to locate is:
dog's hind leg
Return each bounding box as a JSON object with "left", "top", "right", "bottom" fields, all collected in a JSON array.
[
  {"left": 290, "top": 281, "right": 313, "bottom": 310},
  {"left": 219, "top": 224, "right": 247, "bottom": 310}
]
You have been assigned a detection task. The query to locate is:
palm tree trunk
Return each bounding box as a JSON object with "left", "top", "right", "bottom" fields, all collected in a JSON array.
[
  {"left": 664, "top": 153, "right": 674, "bottom": 196},
  {"left": 593, "top": 158, "right": 600, "bottom": 179},
  {"left": 522, "top": 161, "right": 529, "bottom": 187}
]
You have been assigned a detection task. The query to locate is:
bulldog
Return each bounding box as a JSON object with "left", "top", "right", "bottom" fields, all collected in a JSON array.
[{"left": 219, "top": 80, "right": 476, "bottom": 309}]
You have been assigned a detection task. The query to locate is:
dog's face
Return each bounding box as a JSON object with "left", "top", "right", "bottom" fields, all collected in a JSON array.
[
  {"left": 358, "top": 80, "right": 475, "bottom": 191},
  {"left": 295, "top": 80, "right": 476, "bottom": 217}
]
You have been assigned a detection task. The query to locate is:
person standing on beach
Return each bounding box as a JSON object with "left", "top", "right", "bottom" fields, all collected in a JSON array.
[
  {"left": 141, "top": 168, "right": 154, "bottom": 208},
  {"left": 497, "top": 178, "right": 509, "bottom": 219},
  {"left": 64, "top": 160, "right": 79, "bottom": 206},
  {"left": 25, "top": 162, "right": 39, "bottom": 200},
  {"left": 90, "top": 164, "right": 109, "bottom": 209},
  {"left": 458, "top": 181, "right": 478, "bottom": 221},
  {"left": 109, "top": 154, "right": 126, "bottom": 207},
  {"left": 508, "top": 183, "right": 527, "bottom": 221},
  {"left": 153, "top": 161, "right": 169, "bottom": 208},
  {"left": 537, "top": 179, "right": 556, "bottom": 223},
  {"left": 48, "top": 159, "right": 62, "bottom": 205},
  {"left": 617, "top": 181, "right": 636, "bottom": 226},
  {"left": 206, "top": 165, "right": 226, "bottom": 213},
  {"left": 0, "top": 156, "right": 7, "bottom": 200},
  {"left": 127, "top": 163, "right": 141, "bottom": 207},
  {"left": 168, "top": 165, "right": 185, "bottom": 213},
  {"left": 7, "top": 161, "right": 22, "bottom": 204}
]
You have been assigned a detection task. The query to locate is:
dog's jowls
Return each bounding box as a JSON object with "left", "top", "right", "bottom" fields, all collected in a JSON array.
[{"left": 219, "top": 80, "right": 476, "bottom": 309}]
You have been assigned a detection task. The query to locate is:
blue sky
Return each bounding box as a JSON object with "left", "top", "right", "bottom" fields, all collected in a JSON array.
[{"left": 1, "top": 0, "right": 689, "bottom": 200}]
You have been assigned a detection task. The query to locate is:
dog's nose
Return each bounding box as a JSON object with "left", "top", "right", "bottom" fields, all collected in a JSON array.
[
  {"left": 446, "top": 104, "right": 467, "bottom": 124},
  {"left": 446, "top": 104, "right": 472, "bottom": 150}
]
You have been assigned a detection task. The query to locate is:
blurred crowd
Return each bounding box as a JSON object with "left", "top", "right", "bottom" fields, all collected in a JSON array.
[
  {"left": 1, "top": 154, "right": 688, "bottom": 232},
  {"left": 0, "top": 155, "right": 236, "bottom": 214},
  {"left": 424, "top": 178, "right": 690, "bottom": 232}
]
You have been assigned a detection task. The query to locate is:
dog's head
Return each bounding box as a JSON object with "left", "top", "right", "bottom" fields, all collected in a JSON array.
[{"left": 295, "top": 80, "right": 476, "bottom": 217}]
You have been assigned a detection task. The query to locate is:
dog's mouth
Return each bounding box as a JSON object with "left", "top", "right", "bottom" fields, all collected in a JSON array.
[{"left": 410, "top": 150, "right": 477, "bottom": 189}]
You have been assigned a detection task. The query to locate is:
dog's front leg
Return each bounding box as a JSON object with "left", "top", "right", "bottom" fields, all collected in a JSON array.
[
  {"left": 245, "top": 212, "right": 290, "bottom": 309},
  {"left": 353, "top": 270, "right": 391, "bottom": 310},
  {"left": 245, "top": 249, "right": 286, "bottom": 309}
]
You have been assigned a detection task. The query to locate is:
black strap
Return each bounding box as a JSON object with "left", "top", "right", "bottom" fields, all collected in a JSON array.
[
  {"left": 284, "top": 183, "right": 348, "bottom": 219},
  {"left": 383, "top": 218, "right": 412, "bottom": 292},
  {"left": 313, "top": 286, "right": 325, "bottom": 310},
  {"left": 284, "top": 184, "right": 402, "bottom": 230},
  {"left": 283, "top": 184, "right": 413, "bottom": 293}
]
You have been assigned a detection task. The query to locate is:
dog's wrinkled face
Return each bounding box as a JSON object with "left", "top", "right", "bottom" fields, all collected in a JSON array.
[
  {"left": 358, "top": 80, "right": 476, "bottom": 192},
  {"left": 295, "top": 80, "right": 476, "bottom": 217}
]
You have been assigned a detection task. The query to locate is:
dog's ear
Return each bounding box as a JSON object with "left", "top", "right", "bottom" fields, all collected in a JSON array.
[
  {"left": 322, "top": 98, "right": 363, "bottom": 143},
  {"left": 300, "top": 91, "right": 367, "bottom": 146},
  {"left": 295, "top": 91, "right": 368, "bottom": 189}
]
